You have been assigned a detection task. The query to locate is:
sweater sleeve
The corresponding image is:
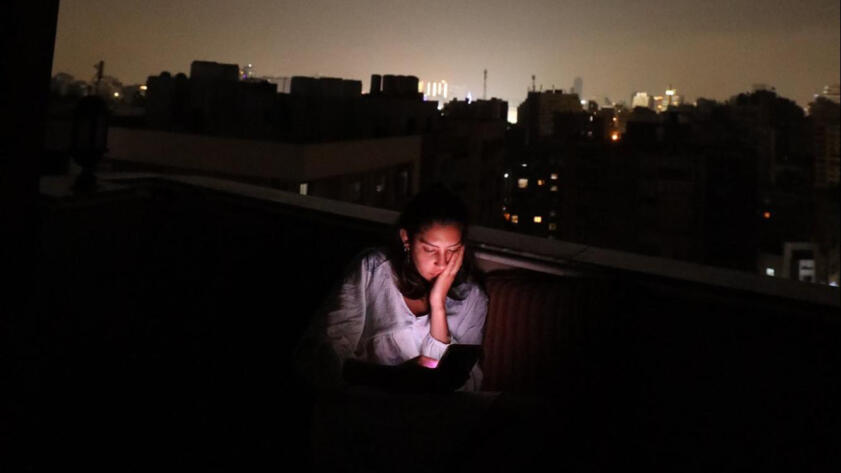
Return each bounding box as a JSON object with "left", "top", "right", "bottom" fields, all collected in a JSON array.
[{"left": 293, "top": 251, "right": 373, "bottom": 389}]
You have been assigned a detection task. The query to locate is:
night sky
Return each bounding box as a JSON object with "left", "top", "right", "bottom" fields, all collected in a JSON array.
[{"left": 52, "top": 0, "right": 840, "bottom": 109}]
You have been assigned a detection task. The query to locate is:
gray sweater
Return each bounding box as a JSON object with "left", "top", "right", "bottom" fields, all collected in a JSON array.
[{"left": 295, "top": 248, "right": 488, "bottom": 391}]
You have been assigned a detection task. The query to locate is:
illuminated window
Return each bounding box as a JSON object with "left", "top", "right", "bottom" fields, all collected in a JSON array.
[
  {"left": 550, "top": 185, "right": 558, "bottom": 192},
  {"left": 537, "top": 179, "right": 545, "bottom": 186},
  {"left": 533, "top": 216, "right": 542, "bottom": 223},
  {"left": 611, "top": 131, "right": 620, "bottom": 142},
  {"left": 299, "top": 183, "right": 309, "bottom": 195},
  {"left": 511, "top": 214, "right": 519, "bottom": 224},
  {"left": 503, "top": 212, "right": 511, "bottom": 221},
  {"left": 518, "top": 178, "right": 528, "bottom": 189},
  {"left": 504, "top": 173, "right": 509, "bottom": 178},
  {"left": 550, "top": 173, "right": 558, "bottom": 180},
  {"left": 763, "top": 211, "right": 771, "bottom": 219},
  {"left": 765, "top": 268, "right": 775, "bottom": 277},
  {"left": 548, "top": 223, "right": 557, "bottom": 231}
]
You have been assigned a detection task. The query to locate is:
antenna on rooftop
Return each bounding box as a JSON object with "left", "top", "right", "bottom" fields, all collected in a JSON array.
[
  {"left": 483, "top": 69, "right": 487, "bottom": 100},
  {"left": 531, "top": 74, "right": 536, "bottom": 92}
]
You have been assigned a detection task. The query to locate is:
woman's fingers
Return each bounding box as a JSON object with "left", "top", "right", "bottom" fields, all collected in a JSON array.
[{"left": 447, "top": 246, "right": 465, "bottom": 276}]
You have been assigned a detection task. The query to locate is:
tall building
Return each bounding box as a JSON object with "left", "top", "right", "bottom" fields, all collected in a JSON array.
[
  {"left": 425, "top": 98, "right": 509, "bottom": 227},
  {"left": 810, "top": 96, "right": 841, "bottom": 187},
  {"left": 571, "top": 77, "right": 583, "bottom": 97},
  {"left": 516, "top": 89, "right": 583, "bottom": 143},
  {"left": 664, "top": 87, "right": 682, "bottom": 109},
  {"left": 631, "top": 92, "right": 653, "bottom": 109},
  {"left": 419, "top": 79, "right": 449, "bottom": 110}
]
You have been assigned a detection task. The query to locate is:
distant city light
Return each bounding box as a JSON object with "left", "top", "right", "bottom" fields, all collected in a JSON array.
[
  {"left": 766, "top": 268, "right": 775, "bottom": 277},
  {"left": 517, "top": 178, "right": 528, "bottom": 189},
  {"left": 521, "top": 163, "right": 527, "bottom": 167},
  {"left": 139, "top": 85, "right": 147, "bottom": 91},
  {"left": 511, "top": 214, "right": 519, "bottom": 224},
  {"left": 580, "top": 100, "right": 587, "bottom": 105},
  {"left": 533, "top": 216, "right": 542, "bottom": 223},
  {"left": 299, "top": 183, "right": 309, "bottom": 195},
  {"left": 611, "top": 131, "right": 620, "bottom": 141},
  {"left": 504, "top": 173, "right": 509, "bottom": 178},
  {"left": 503, "top": 212, "right": 511, "bottom": 221},
  {"left": 113, "top": 92, "right": 120, "bottom": 97},
  {"left": 548, "top": 223, "right": 557, "bottom": 231},
  {"left": 507, "top": 108, "right": 518, "bottom": 124},
  {"left": 550, "top": 173, "right": 558, "bottom": 180},
  {"left": 467, "top": 91, "right": 472, "bottom": 103},
  {"left": 830, "top": 281, "right": 839, "bottom": 287},
  {"left": 550, "top": 185, "right": 558, "bottom": 192},
  {"left": 537, "top": 179, "right": 545, "bottom": 186},
  {"left": 763, "top": 211, "right": 772, "bottom": 219}
]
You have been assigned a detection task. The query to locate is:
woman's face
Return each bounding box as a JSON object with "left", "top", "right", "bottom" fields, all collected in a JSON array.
[{"left": 400, "top": 223, "right": 463, "bottom": 282}]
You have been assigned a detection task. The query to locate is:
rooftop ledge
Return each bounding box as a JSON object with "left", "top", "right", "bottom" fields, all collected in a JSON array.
[{"left": 43, "top": 172, "right": 840, "bottom": 309}]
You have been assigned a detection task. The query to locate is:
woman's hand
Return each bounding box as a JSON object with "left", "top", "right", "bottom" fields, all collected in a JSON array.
[{"left": 429, "top": 245, "right": 465, "bottom": 309}]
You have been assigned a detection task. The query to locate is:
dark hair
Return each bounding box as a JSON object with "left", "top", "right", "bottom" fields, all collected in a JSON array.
[{"left": 388, "top": 184, "right": 480, "bottom": 300}]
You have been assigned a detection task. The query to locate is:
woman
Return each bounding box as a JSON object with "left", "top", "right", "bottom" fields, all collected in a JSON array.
[{"left": 294, "top": 185, "right": 487, "bottom": 392}]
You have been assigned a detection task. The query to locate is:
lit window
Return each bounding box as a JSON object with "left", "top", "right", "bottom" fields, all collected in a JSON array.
[
  {"left": 550, "top": 185, "right": 558, "bottom": 192},
  {"left": 503, "top": 212, "right": 511, "bottom": 221},
  {"left": 504, "top": 173, "right": 509, "bottom": 178},
  {"left": 299, "top": 183, "right": 309, "bottom": 195},
  {"left": 521, "top": 163, "right": 528, "bottom": 167},
  {"left": 537, "top": 179, "right": 545, "bottom": 186},
  {"left": 533, "top": 216, "right": 542, "bottom": 223},
  {"left": 548, "top": 223, "right": 557, "bottom": 231},
  {"left": 511, "top": 214, "right": 519, "bottom": 224},
  {"left": 763, "top": 211, "right": 771, "bottom": 219},
  {"left": 611, "top": 131, "right": 620, "bottom": 141},
  {"left": 765, "top": 268, "right": 775, "bottom": 277},
  {"left": 518, "top": 178, "right": 528, "bottom": 189},
  {"left": 550, "top": 173, "right": 558, "bottom": 180}
]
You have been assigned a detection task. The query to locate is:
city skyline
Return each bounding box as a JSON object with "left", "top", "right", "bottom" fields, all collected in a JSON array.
[{"left": 52, "top": 0, "right": 839, "bottom": 109}]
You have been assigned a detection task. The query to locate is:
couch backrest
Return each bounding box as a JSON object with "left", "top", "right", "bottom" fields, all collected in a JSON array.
[{"left": 480, "top": 269, "right": 625, "bottom": 395}]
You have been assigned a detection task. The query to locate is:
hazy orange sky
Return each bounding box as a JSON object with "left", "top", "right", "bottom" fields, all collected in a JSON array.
[{"left": 52, "top": 0, "right": 840, "bottom": 108}]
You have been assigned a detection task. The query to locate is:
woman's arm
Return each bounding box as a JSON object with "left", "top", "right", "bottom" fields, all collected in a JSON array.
[
  {"left": 293, "top": 253, "right": 372, "bottom": 389},
  {"left": 428, "top": 246, "right": 465, "bottom": 344}
]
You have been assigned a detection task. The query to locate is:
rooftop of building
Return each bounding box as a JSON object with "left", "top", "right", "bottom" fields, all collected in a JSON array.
[{"left": 15, "top": 171, "right": 838, "bottom": 471}]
